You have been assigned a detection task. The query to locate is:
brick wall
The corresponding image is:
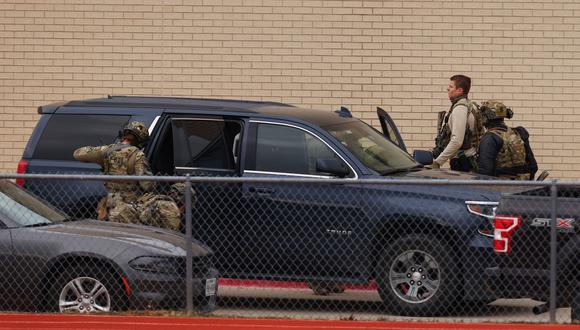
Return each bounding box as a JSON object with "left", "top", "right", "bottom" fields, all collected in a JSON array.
[{"left": 1, "top": 0, "right": 579, "bottom": 178}]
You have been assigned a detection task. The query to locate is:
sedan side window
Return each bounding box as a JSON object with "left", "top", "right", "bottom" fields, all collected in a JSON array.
[{"left": 248, "top": 123, "right": 351, "bottom": 177}]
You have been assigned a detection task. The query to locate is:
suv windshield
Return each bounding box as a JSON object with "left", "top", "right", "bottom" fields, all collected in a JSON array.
[
  {"left": 0, "top": 180, "right": 67, "bottom": 226},
  {"left": 323, "top": 121, "right": 417, "bottom": 175}
]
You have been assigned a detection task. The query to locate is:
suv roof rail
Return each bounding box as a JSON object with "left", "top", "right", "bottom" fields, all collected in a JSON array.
[{"left": 101, "top": 95, "right": 295, "bottom": 108}]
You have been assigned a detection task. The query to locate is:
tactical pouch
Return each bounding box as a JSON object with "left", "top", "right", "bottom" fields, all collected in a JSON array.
[{"left": 450, "top": 152, "right": 476, "bottom": 172}]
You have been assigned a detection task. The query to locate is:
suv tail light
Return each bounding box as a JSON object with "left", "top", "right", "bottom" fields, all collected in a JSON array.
[
  {"left": 493, "top": 215, "right": 522, "bottom": 253},
  {"left": 16, "top": 159, "right": 28, "bottom": 186}
]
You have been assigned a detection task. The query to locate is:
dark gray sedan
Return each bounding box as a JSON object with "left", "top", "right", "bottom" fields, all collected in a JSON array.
[{"left": 0, "top": 179, "right": 218, "bottom": 313}]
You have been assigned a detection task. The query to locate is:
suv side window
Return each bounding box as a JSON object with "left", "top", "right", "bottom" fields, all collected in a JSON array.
[
  {"left": 170, "top": 118, "right": 242, "bottom": 172},
  {"left": 33, "top": 114, "right": 130, "bottom": 160},
  {"left": 247, "top": 122, "right": 351, "bottom": 177}
]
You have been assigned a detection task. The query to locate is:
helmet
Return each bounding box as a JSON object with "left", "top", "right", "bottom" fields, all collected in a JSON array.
[
  {"left": 480, "top": 100, "right": 513, "bottom": 123},
  {"left": 122, "top": 121, "right": 149, "bottom": 145}
]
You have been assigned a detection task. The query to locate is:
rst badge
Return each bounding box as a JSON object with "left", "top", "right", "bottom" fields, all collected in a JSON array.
[{"left": 530, "top": 218, "right": 576, "bottom": 233}]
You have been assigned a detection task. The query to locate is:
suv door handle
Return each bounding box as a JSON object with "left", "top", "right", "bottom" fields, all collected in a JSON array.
[{"left": 248, "top": 187, "right": 275, "bottom": 196}]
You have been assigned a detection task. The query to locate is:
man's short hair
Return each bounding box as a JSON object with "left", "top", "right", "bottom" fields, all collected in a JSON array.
[{"left": 450, "top": 74, "right": 471, "bottom": 95}]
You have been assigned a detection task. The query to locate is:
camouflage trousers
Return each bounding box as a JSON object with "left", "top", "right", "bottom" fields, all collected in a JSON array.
[{"left": 105, "top": 191, "right": 181, "bottom": 231}]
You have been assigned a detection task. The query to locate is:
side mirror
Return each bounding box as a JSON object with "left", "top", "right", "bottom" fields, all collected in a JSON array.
[
  {"left": 316, "top": 158, "right": 350, "bottom": 178},
  {"left": 412, "top": 150, "right": 433, "bottom": 165}
]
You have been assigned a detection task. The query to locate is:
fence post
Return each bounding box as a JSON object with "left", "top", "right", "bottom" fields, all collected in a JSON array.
[
  {"left": 549, "top": 181, "right": 558, "bottom": 323},
  {"left": 185, "top": 174, "right": 194, "bottom": 314}
]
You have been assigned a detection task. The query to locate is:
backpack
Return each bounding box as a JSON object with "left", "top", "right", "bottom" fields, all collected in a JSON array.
[
  {"left": 513, "top": 126, "right": 538, "bottom": 179},
  {"left": 489, "top": 126, "right": 538, "bottom": 179},
  {"left": 450, "top": 99, "right": 485, "bottom": 152},
  {"left": 467, "top": 100, "right": 485, "bottom": 152},
  {"left": 488, "top": 127, "right": 526, "bottom": 168}
]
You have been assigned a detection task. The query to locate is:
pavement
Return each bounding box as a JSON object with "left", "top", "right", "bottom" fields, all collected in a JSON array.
[{"left": 216, "top": 279, "right": 573, "bottom": 324}]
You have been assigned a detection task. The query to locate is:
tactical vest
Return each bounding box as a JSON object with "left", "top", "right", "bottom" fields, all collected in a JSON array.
[
  {"left": 488, "top": 127, "right": 527, "bottom": 173},
  {"left": 438, "top": 98, "right": 484, "bottom": 153},
  {"left": 103, "top": 143, "right": 140, "bottom": 192}
]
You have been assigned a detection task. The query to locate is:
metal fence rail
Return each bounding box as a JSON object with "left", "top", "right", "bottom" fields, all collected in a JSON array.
[{"left": 0, "top": 173, "right": 578, "bottom": 324}]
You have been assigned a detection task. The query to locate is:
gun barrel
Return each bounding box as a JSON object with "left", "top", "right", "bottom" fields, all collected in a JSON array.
[{"left": 436, "top": 111, "right": 446, "bottom": 133}]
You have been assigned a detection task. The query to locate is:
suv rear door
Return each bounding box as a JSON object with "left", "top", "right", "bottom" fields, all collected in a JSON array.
[{"left": 148, "top": 114, "right": 249, "bottom": 274}]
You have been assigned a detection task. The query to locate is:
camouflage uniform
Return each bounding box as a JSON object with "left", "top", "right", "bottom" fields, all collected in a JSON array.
[
  {"left": 137, "top": 192, "right": 181, "bottom": 230},
  {"left": 168, "top": 182, "right": 197, "bottom": 215},
  {"left": 477, "top": 101, "right": 537, "bottom": 180},
  {"left": 73, "top": 122, "right": 181, "bottom": 230}
]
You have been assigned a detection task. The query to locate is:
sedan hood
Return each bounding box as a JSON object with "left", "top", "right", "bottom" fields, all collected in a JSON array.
[{"left": 38, "top": 220, "right": 211, "bottom": 257}]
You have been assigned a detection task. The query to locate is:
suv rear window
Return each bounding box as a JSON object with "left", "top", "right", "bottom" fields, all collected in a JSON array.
[
  {"left": 172, "top": 119, "right": 240, "bottom": 171},
  {"left": 32, "top": 114, "right": 130, "bottom": 160}
]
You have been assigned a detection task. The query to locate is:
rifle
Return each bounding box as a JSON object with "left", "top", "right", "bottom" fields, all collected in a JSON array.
[{"left": 432, "top": 110, "right": 448, "bottom": 158}]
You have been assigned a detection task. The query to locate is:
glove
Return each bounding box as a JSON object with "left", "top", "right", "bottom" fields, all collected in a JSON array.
[{"left": 431, "top": 161, "right": 440, "bottom": 169}]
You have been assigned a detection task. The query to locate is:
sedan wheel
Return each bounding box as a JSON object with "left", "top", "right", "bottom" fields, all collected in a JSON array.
[
  {"left": 59, "top": 276, "right": 111, "bottom": 313},
  {"left": 52, "top": 266, "right": 121, "bottom": 313}
]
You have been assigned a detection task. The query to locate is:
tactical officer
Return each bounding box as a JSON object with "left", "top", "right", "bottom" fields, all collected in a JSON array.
[
  {"left": 432, "top": 75, "right": 483, "bottom": 172},
  {"left": 73, "top": 121, "right": 181, "bottom": 230},
  {"left": 477, "top": 100, "right": 538, "bottom": 180}
]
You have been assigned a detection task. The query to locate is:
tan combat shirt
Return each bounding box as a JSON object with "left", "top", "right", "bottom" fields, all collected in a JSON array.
[{"left": 434, "top": 100, "right": 477, "bottom": 166}]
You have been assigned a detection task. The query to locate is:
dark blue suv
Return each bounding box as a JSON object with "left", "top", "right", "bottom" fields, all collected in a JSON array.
[{"left": 19, "top": 96, "right": 501, "bottom": 316}]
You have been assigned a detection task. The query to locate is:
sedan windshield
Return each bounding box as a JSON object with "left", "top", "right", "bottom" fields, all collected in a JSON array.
[
  {"left": 323, "top": 121, "right": 417, "bottom": 175},
  {"left": 0, "top": 180, "right": 67, "bottom": 226}
]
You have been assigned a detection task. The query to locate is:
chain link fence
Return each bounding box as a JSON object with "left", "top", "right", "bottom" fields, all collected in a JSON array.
[{"left": 0, "top": 173, "right": 578, "bottom": 324}]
